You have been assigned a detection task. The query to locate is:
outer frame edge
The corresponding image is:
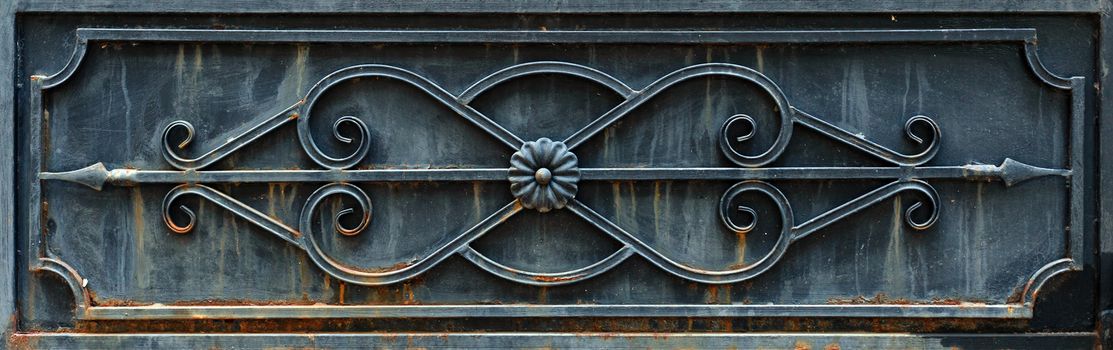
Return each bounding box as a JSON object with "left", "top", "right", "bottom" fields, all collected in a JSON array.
[
  {"left": 0, "top": 0, "right": 15, "bottom": 341},
  {"left": 6, "top": 332, "right": 1099, "bottom": 350},
  {"left": 12, "top": 0, "right": 1104, "bottom": 14}
]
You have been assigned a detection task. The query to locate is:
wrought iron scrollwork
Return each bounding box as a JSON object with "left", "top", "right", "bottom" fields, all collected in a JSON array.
[{"left": 42, "top": 60, "right": 1072, "bottom": 288}]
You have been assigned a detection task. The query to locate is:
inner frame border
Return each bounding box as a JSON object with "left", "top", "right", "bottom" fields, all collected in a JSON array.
[{"left": 26, "top": 27, "right": 1083, "bottom": 321}]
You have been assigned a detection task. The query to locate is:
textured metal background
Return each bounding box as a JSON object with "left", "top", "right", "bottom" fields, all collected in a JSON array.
[{"left": 3, "top": 2, "right": 1111, "bottom": 349}]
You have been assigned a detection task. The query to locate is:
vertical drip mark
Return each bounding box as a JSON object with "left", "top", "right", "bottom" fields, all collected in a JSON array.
[
  {"left": 885, "top": 196, "right": 908, "bottom": 295},
  {"left": 755, "top": 46, "right": 765, "bottom": 73},
  {"left": 119, "top": 55, "right": 133, "bottom": 160},
  {"left": 612, "top": 182, "right": 623, "bottom": 227},
  {"left": 627, "top": 181, "right": 638, "bottom": 234},
  {"left": 130, "top": 187, "right": 148, "bottom": 291},
  {"left": 974, "top": 182, "right": 987, "bottom": 292},
  {"left": 472, "top": 182, "right": 483, "bottom": 220},
  {"left": 294, "top": 44, "right": 310, "bottom": 98},
  {"left": 652, "top": 181, "right": 662, "bottom": 243}
]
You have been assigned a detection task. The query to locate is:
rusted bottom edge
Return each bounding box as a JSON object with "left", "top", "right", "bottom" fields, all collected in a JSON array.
[
  {"left": 8, "top": 332, "right": 1096, "bottom": 350},
  {"left": 78, "top": 303, "right": 1032, "bottom": 320}
]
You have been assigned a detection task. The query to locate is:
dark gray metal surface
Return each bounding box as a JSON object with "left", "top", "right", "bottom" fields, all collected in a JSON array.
[{"left": 2, "top": 2, "right": 1109, "bottom": 349}]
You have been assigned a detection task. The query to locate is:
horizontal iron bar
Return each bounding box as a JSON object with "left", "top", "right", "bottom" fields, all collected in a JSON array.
[
  {"left": 115, "top": 168, "right": 512, "bottom": 183},
  {"left": 17, "top": 0, "right": 1103, "bottom": 14},
  {"left": 81, "top": 303, "right": 1032, "bottom": 320},
  {"left": 40, "top": 160, "right": 1071, "bottom": 189},
  {"left": 579, "top": 166, "right": 1009, "bottom": 180},
  {"left": 75, "top": 28, "right": 1037, "bottom": 44}
]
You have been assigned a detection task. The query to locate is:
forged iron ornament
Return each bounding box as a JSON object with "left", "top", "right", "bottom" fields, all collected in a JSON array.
[
  {"left": 509, "top": 138, "right": 581, "bottom": 212},
  {"left": 40, "top": 60, "right": 1073, "bottom": 288}
]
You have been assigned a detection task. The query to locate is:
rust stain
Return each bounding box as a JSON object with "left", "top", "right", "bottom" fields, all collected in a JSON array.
[
  {"left": 531, "top": 274, "right": 581, "bottom": 283},
  {"left": 8, "top": 331, "right": 36, "bottom": 350},
  {"left": 94, "top": 298, "right": 332, "bottom": 308},
  {"left": 727, "top": 261, "right": 752, "bottom": 270},
  {"left": 500, "top": 202, "right": 523, "bottom": 223},
  {"left": 66, "top": 315, "right": 1021, "bottom": 334},
  {"left": 38, "top": 200, "right": 48, "bottom": 239},
  {"left": 165, "top": 299, "right": 320, "bottom": 307},
  {"left": 794, "top": 339, "right": 812, "bottom": 350},
  {"left": 402, "top": 283, "right": 416, "bottom": 305},
  {"left": 363, "top": 261, "right": 416, "bottom": 273},
  {"left": 91, "top": 298, "right": 154, "bottom": 307},
  {"left": 826, "top": 293, "right": 973, "bottom": 306}
]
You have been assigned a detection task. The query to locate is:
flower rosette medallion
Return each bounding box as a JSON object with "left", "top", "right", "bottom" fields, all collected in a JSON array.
[{"left": 508, "top": 138, "right": 581, "bottom": 212}]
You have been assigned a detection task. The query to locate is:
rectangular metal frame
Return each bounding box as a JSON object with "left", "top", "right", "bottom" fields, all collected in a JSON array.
[
  {"left": 2, "top": 0, "right": 1109, "bottom": 348},
  {"left": 22, "top": 26, "right": 1084, "bottom": 322}
]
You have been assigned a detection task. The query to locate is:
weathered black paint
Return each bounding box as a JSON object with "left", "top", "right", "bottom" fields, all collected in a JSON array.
[{"left": 2, "top": 1, "right": 1111, "bottom": 349}]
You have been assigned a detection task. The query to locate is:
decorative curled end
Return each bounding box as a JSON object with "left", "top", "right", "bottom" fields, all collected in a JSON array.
[
  {"left": 722, "top": 114, "right": 756, "bottom": 144},
  {"left": 904, "top": 202, "right": 936, "bottom": 230},
  {"left": 904, "top": 116, "right": 933, "bottom": 144},
  {"left": 161, "top": 120, "right": 196, "bottom": 165},
  {"left": 509, "top": 138, "right": 580, "bottom": 213},
  {"left": 334, "top": 207, "right": 368, "bottom": 236},
  {"left": 718, "top": 113, "right": 791, "bottom": 168},
  {"left": 902, "top": 115, "right": 941, "bottom": 162},
  {"left": 300, "top": 115, "right": 372, "bottom": 170},
  {"left": 300, "top": 183, "right": 372, "bottom": 237},
  {"left": 719, "top": 181, "right": 793, "bottom": 236},
  {"left": 726, "top": 206, "right": 758, "bottom": 233},
  {"left": 162, "top": 185, "right": 198, "bottom": 234},
  {"left": 332, "top": 115, "right": 362, "bottom": 144},
  {"left": 166, "top": 205, "right": 196, "bottom": 234},
  {"left": 902, "top": 180, "right": 940, "bottom": 230}
]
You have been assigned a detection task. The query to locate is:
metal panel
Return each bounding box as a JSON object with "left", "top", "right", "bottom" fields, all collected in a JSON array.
[
  {"left": 28, "top": 26, "right": 1085, "bottom": 321},
  {"left": 2, "top": 5, "right": 1107, "bottom": 349}
]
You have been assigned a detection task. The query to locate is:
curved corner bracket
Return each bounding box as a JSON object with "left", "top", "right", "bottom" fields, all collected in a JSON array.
[
  {"left": 34, "top": 257, "right": 92, "bottom": 317},
  {"left": 1022, "top": 41, "right": 1072, "bottom": 90},
  {"left": 38, "top": 34, "right": 91, "bottom": 90},
  {"left": 1019, "top": 258, "right": 1075, "bottom": 307}
]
